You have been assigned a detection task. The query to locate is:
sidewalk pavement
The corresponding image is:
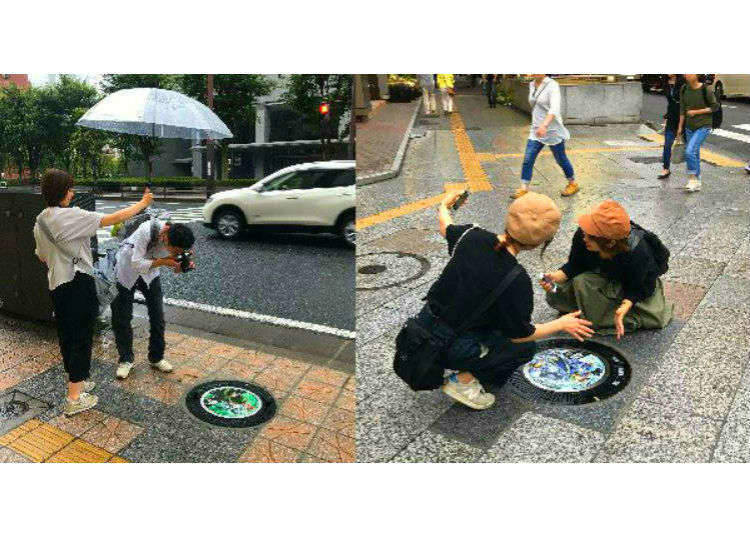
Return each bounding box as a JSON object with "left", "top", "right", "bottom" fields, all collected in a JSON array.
[
  {"left": 356, "top": 98, "right": 420, "bottom": 185},
  {"left": 356, "top": 90, "right": 750, "bottom": 462},
  {"left": 0, "top": 314, "right": 354, "bottom": 463}
]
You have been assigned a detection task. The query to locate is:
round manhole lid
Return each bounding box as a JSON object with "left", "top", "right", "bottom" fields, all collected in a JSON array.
[
  {"left": 509, "top": 339, "right": 631, "bottom": 405},
  {"left": 356, "top": 251, "right": 430, "bottom": 291},
  {"left": 185, "top": 381, "right": 276, "bottom": 428}
]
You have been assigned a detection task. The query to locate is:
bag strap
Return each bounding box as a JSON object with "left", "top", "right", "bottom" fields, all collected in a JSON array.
[
  {"left": 37, "top": 214, "right": 81, "bottom": 265},
  {"left": 455, "top": 264, "right": 523, "bottom": 334}
]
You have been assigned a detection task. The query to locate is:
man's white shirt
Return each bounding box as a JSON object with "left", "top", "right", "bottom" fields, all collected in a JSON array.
[{"left": 115, "top": 220, "right": 170, "bottom": 290}]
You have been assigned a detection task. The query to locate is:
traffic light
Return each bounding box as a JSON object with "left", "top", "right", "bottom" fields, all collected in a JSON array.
[{"left": 319, "top": 102, "right": 330, "bottom": 116}]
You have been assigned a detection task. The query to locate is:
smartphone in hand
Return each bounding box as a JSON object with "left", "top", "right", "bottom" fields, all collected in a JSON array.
[{"left": 452, "top": 190, "right": 469, "bottom": 212}]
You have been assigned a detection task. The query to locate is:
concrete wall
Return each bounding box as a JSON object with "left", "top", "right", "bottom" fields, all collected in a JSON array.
[
  {"left": 127, "top": 138, "right": 192, "bottom": 177},
  {"left": 502, "top": 78, "right": 643, "bottom": 125}
]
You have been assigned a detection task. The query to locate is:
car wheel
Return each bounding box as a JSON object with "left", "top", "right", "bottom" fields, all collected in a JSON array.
[
  {"left": 214, "top": 208, "right": 245, "bottom": 240},
  {"left": 338, "top": 213, "right": 355, "bottom": 248}
]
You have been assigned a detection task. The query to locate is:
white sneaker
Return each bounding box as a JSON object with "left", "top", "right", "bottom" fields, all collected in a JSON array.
[
  {"left": 64, "top": 392, "right": 98, "bottom": 416},
  {"left": 685, "top": 179, "right": 702, "bottom": 192},
  {"left": 82, "top": 380, "right": 96, "bottom": 393},
  {"left": 744, "top": 162, "right": 750, "bottom": 174},
  {"left": 116, "top": 361, "right": 134, "bottom": 380},
  {"left": 441, "top": 374, "right": 495, "bottom": 410},
  {"left": 150, "top": 359, "right": 173, "bottom": 373}
]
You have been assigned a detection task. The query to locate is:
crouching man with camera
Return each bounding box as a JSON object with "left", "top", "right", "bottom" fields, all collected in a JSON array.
[{"left": 111, "top": 220, "right": 196, "bottom": 379}]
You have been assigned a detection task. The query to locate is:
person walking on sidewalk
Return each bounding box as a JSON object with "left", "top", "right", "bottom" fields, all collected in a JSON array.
[
  {"left": 111, "top": 219, "right": 195, "bottom": 379},
  {"left": 677, "top": 74, "right": 720, "bottom": 192},
  {"left": 658, "top": 74, "right": 685, "bottom": 180},
  {"left": 542, "top": 200, "right": 673, "bottom": 339},
  {"left": 418, "top": 74, "right": 437, "bottom": 115},
  {"left": 486, "top": 74, "right": 498, "bottom": 108},
  {"left": 512, "top": 75, "right": 580, "bottom": 200},
  {"left": 437, "top": 74, "right": 455, "bottom": 114},
  {"left": 403, "top": 191, "right": 593, "bottom": 410},
  {"left": 33, "top": 169, "right": 153, "bottom": 416}
]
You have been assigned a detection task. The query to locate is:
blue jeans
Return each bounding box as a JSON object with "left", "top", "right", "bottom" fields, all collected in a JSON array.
[
  {"left": 415, "top": 304, "right": 537, "bottom": 386},
  {"left": 685, "top": 126, "right": 711, "bottom": 177},
  {"left": 521, "top": 139, "right": 575, "bottom": 184}
]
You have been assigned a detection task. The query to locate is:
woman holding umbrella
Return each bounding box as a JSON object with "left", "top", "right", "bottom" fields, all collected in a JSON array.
[{"left": 34, "top": 169, "right": 153, "bottom": 415}]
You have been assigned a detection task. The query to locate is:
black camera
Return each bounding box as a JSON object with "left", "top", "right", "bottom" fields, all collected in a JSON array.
[{"left": 175, "top": 251, "right": 194, "bottom": 273}]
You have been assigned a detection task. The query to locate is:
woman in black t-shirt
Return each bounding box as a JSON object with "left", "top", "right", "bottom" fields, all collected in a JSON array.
[
  {"left": 659, "top": 74, "right": 685, "bottom": 180},
  {"left": 411, "top": 191, "right": 594, "bottom": 411},
  {"left": 543, "top": 200, "right": 673, "bottom": 339}
]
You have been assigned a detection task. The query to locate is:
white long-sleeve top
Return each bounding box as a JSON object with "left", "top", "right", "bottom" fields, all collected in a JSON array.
[
  {"left": 528, "top": 77, "right": 570, "bottom": 145},
  {"left": 115, "top": 220, "right": 169, "bottom": 290}
]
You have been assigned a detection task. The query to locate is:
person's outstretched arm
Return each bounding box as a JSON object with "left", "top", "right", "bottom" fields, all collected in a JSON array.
[{"left": 100, "top": 188, "right": 154, "bottom": 227}]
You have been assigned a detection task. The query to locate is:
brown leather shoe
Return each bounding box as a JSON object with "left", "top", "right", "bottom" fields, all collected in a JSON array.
[
  {"left": 510, "top": 188, "right": 529, "bottom": 200},
  {"left": 561, "top": 182, "right": 580, "bottom": 197}
]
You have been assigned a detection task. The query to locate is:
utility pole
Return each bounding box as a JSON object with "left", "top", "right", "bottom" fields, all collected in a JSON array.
[{"left": 206, "top": 74, "right": 215, "bottom": 197}]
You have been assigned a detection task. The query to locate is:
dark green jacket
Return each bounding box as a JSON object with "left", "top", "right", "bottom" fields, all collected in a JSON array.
[{"left": 680, "top": 83, "right": 719, "bottom": 131}]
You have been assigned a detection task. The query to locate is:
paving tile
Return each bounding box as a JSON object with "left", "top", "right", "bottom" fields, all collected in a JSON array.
[
  {"left": 253, "top": 369, "right": 297, "bottom": 399},
  {"left": 109, "top": 456, "right": 129, "bottom": 463},
  {"left": 280, "top": 396, "right": 331, "bottom": 426},
  {"left": 233, "top": 349, "right": 276, "bottom": 371},
  {"left": 481, "top": 413, "right": 606, "bottom": 463},
  {"left": 204, "top": 343, "right": 242, "bottom": 359},
  {"left": 164, "top": 331, "right": 186, "bottom": 346},
  {"left": 47, "top": 410, "right": 108, "bottom": 437},
  {"left": 263, "top": 357, "right": 310, "bottom": 384},
  {"left": 701, "top": 275, "right": 750, "bottom": 312},
  {"left": 663, "top": 257, "right": 726, "bottom": 288},
  {"left": 168, "top": 366, "right": 206, "bottom": 385},
  {"left": 307, "top": 428, "right": 355, "bottom": 463},
  {"left": 663, "top": 281, "right": 707, "bottom": 322},
  {"left": 0, "top": 447, "right": 32, "bottom": 463},
  {"left": 191, "top": 353, "right": 230, "bottom": 374},
  {"left": 258, "top": 416, "right": 316, "bottom": 451},
  {"left": 294, "top": 380, "right": 341, "bottom": 406},
  {"left": 595, "top": 399, "right": 721, "bottom": 463},
  {"left": 0, "top": 419, "right": 43, "bottom": 446},
  {"left": 303, "top": 366, "right": 349, "bottom": 388},
  {"left": 80, "top": 416, "right": 144, "bottom": 453},
  {"left": 321, "top": 407, "right": 355, "bottom": 438},
  {"left": 335, "top": 388, "right": 356, "bottom": 412},
  {"left": 215, "top": 360, "right": 258, "bottom": 382},
  {"left": 391, "top": 430, "right": 484, "bottom": 463},
  {"left": 47, "top": 439, "right": 113, "bottom": 463},
  {"left": 7, "top": 422, "right": 74, "bottom": 462},
  {"left": 238, "top": 438, "right": 302, "bottom": 463},
  {"left": 140, "top": 379, "right": 183, "bottom": 406}
]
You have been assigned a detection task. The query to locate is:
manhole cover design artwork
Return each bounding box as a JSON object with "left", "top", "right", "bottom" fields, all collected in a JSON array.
[
  {"left": 509, "top": 339, "right": 631, "bottom": 405},
  {"left": 356, "top": 251, "right": 430, "bottom": 291},
  {"left": 185, "top": 381, "right": 276, "bottom": 428}
]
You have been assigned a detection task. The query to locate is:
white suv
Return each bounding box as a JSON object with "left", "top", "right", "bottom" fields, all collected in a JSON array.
[{"left": 202, "top": 160, "right": 356, "bottom": 247}]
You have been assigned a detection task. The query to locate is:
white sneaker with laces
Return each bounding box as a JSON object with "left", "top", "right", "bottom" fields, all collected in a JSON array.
[
  {"left": 116, "top": 361, "right": 134, "bottom": 380},
  {"left": 685, "top": 179, "right": 702, "bottom": 192},
  {"left": 441, "top": 373, "right": 495, "bottom": 410},
  {"left": 150, "top": 359, "right": 173, "bottom": 373},
  {"left": 64, "top": 392, "right": 98, "bottom": 416}
]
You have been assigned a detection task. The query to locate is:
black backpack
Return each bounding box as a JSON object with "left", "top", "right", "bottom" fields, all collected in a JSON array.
[
  {"left": 631, "top": 222, "right": 670, "bottom": 276},
  {"left": 682, "top": 83, "right": 722, "bottom": 129}
]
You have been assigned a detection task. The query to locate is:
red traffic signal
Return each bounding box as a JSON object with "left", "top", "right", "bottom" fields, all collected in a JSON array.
[{"left": 319, "top": 102, "right": 330, "bottom": 115}]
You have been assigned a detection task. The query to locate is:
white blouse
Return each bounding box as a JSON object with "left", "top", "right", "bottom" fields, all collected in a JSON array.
[{"left": 528, "top": 77, "right": 570, "bottom": 145}]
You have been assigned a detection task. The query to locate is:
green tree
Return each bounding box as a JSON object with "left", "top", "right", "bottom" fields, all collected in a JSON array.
[
  {"left": 101, "top": 74, "right": 178, "bottom": 177},
  {"left": 70, "top": 107, "right": 113, "bottom": 179},
  {"left": 283, "top": 75, "right": 353, "bottom": 159},
  {"left": 0, "top": 84, "right": 30, "bottom": 182},
  {"left": 45, "top": 75, "right": 99, "bottom": 170}
]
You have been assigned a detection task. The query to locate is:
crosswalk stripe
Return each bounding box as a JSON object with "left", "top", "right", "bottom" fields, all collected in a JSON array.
[
  {"left": 733, "top": 124, "right": 750, "bottom": 132},
  {"left": 711, "top": 128, "right": 750, "bottom": 144}
]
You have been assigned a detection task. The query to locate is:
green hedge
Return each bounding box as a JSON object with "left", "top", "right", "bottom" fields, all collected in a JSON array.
[{"left": 73, "top": 177, "right": 257, "bottom": 188}]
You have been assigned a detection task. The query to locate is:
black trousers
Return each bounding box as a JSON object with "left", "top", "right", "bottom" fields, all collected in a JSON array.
[
  {"left": 110, "top": 276, "right": 165, "bottom": 364},
  {"left": 50, "top": 271, "right": 98, "bottom": 383}
]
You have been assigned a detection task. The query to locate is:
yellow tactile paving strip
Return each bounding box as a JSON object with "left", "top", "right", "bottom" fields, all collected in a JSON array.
[
  {"left": 639, "top": 132, "right": 746, "bottom": 168},
  {"left": 449, "top": 111, "right": 493, "bottom": 192},
  {"left": 357, "top": 108, "right": 490, "bottom": 230},
  {"left": 0, "top": 419, "right": 122, "bottom": 463}
]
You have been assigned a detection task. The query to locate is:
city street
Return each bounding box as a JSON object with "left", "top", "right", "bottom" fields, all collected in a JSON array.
[
  {"left": 641, "top": 90, "right": 750, "bottom": 163},
  {"left": 96, "top": 199, "right": 355, "bottom": 331},
  {"left": 356, "top": 87, "right": 750, "bottom": 463}
]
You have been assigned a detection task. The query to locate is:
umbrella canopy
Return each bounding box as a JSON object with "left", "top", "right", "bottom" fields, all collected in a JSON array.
[{"left": 76, "top": 88, "right": 233, "bottom": 140}]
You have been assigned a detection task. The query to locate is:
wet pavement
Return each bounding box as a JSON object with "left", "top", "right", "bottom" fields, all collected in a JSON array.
[
  {"left": 0, "top": 314, "right": 354, "bottom": 463},
  {"left": 355, "top": 90, "right": 750, "bottom": 462}
]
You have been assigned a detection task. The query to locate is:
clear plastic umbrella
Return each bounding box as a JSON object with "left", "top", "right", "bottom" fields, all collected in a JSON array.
[{"left": 76, "top": 87, "right": 233, "bottom": 141}]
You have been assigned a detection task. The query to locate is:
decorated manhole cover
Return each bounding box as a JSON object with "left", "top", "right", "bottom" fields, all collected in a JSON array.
[
  {"left": 185, "top": 381, "right": 276, "bottom": 428},
  {"left": 508, "top": 339, "right": 631, "bottom": 405},
  {"left": 356, "top": 251, "right": 430, "bottom": 291}
]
